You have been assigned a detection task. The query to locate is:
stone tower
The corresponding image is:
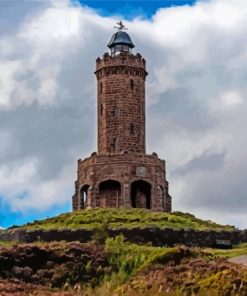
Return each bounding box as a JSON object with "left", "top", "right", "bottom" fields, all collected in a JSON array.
[{"left": 72, "top": 24, "right": 172, "bottom": 212}]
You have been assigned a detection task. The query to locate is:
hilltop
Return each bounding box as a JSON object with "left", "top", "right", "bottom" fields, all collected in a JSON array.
[{"left": 13, "top": 208, "right": 235, "bottom": 231}]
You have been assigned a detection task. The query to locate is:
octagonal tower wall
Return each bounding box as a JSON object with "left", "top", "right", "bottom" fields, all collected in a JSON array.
[{"left": 72, "top": 152, "right": 171, "bottom": 212}]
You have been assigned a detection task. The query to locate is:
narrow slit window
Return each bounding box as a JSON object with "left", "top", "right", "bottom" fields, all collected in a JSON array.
[
  {"left": 130, "top": 79, "right": 134, "bottom": 90},
  {"left": 100, "top": 82, "right": 103, "bottom": 94},
  {"left": 130, "top": 123, "right": 134, "bottom": 135},
  {"left": 112, "top": 138, "right": 117, "bottom": 151},
  {"left": 113, "top": 106, "right": 118, "bottom": 116}
]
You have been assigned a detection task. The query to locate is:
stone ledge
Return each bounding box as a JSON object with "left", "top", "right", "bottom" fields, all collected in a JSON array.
[{"left": 1, "top": 228, "right": 246, "bottom": 248}]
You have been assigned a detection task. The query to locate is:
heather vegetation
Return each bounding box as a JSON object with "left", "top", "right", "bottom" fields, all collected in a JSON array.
[
  {"left": 87, "top": 238, "right": 247, "bottom": 296},
  {"left": 0, "top": 236, "right": 246, "bottom": 295},
  {"left": 16, "top": 208, "right": 235, "bottom": 231},
  {"left": 0, "top": 210, "right": 245, "bottom": 295}
]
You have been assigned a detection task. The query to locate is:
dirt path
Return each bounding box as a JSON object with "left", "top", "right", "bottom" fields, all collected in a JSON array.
[{"left": 229, "top": 255, "right": 247, "bottom": 266}]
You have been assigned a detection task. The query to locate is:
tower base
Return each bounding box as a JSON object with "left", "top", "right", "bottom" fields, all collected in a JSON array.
[{"left": 72, "top": 152, "right": 171, "bottom": 212}]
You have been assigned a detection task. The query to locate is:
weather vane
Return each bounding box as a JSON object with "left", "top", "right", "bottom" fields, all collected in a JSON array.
[{"left": 114, "top": 21, "right": 128, "bottom": 31}]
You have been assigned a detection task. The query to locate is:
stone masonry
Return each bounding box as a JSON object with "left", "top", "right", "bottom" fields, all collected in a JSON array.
[{"left": 72, "top": 27, "right": 172, "bottom": 212}]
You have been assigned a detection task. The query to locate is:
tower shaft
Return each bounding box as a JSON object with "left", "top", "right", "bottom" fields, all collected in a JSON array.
[{"left": 96, "top": 53, "right": 147, "bottom": 155}]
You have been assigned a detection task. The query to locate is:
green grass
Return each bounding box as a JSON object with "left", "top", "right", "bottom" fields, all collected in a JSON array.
[
  {"left": 13, "top": 208, "right": 235, "bottom": 231},
  {"left": 0, "top": 241, "right": 18, "bottom": 248},
  {"left": 86, "top": 235, "right": 180, "bottom": 294},
  {"left": 105, "top": 235, "right": 176, "bottom": 282},
  {"left": 212, "top": 243, "right": 247, "bottom": 258},
  {"left": 88, "top": 237, "right": 247, "bottom": 295}
]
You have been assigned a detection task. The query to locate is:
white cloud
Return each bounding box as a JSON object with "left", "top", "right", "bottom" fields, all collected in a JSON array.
[
  {"left": 0, "top": 158, "right": 73, "bottom": 212},
  {"left": 219, "top": 91, "right": 243, "bottom": 108},
  {"left": 19, "top": 5, "right": 81, "bottom": 44},
  {"left": 0, "top": 0, "right": 247, "bottom": 228},
  {"left": 0, "top": 60, "right": 22, "bottom": 109},
  {"left": 159, "top": 130, "right": 232, "bottom": 168},
  {"left": 0, "top": 54, "right": 60, "bottom": 109}
]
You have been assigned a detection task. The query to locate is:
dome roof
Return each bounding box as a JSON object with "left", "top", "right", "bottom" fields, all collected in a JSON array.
[{"left": 107, "top": 31, "right": 135, "bottom": 49}]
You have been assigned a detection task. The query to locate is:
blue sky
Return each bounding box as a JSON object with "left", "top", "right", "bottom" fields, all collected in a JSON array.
[
  {"left": 77, "top": 0, "right": 196, "bottom": 19},
  {"left": 1, "top": 0, "right": 247, "bottom": 230},
  {"left": 0, "top": 201, "right": 70, "bottom": 228}
]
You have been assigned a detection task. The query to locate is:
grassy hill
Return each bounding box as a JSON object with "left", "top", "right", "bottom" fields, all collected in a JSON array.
[
  {"left": 15, "top": 208, "right": 235, "bottom": 231},
  {"left": 0, "top": 209, "right": 246, "bottom": 295}
]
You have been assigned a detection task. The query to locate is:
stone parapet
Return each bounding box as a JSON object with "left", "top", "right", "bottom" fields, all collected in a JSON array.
[
  {"left": 96, "top": 52, "right": 146, "bottom": 72},
  {"left": 78, "top": 152, "right": 166, "bottom": 171}
]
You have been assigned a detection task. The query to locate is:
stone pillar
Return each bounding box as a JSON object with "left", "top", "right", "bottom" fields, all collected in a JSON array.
[
  {"left": 86, "top": 187, "right": 93, "bottom": 209},
  {"left": 72, "top": 181, "right": 79, "bottom": 211},
  {"left": 123, "top": 183, "right": 131, "bottom": 208},
  {"left": 164, "top": 181, "right": 172, "bottom": 212},
  {"left": 150, "top": 186, "right": 155, "bottom": 210},
  {"left": 157, "top": 185, "right": 164, "bottom": 211},
  {"left": 151, "top": 184, "right": 163, "bottom": 211},
  {"left": 72, "top": 195, "right": 78, "bottom": 211}
]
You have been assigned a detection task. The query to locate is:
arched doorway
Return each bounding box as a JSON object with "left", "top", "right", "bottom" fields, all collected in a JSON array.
[
  {"left": 80, "top": 184, "right": 89, "bottom": 209},
  {"left": 131, "top": 180, "right": 151, "bottom": 209},
  {"left": 99, "top": 180, "right": 121, "bottom": 208}
]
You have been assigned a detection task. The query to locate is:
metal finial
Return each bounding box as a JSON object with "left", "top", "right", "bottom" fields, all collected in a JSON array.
[{"left": 114, "top": 21, "right": 128, "bottom": 31}]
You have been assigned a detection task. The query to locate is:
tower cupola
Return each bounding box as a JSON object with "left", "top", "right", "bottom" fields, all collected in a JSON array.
[{"left": 107, "top": 21, "right": 135, "bottom": 56}]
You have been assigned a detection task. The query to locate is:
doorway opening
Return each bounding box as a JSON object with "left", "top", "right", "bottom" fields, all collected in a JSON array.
[
  {"left": 131, "top": 180, "right": 151, "bottom": 209},
  {"left": 99, "top": 180, "right": 121, "bottom": 207}
]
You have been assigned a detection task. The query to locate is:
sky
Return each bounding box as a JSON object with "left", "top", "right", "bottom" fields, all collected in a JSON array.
[{"left": 0, "top": 0, "right": 247, "bottom": 229}]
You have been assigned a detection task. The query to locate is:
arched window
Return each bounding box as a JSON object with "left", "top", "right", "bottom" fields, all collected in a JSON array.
[{"left": 80, "top": 184, "right": 89, "bottom": 210}]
